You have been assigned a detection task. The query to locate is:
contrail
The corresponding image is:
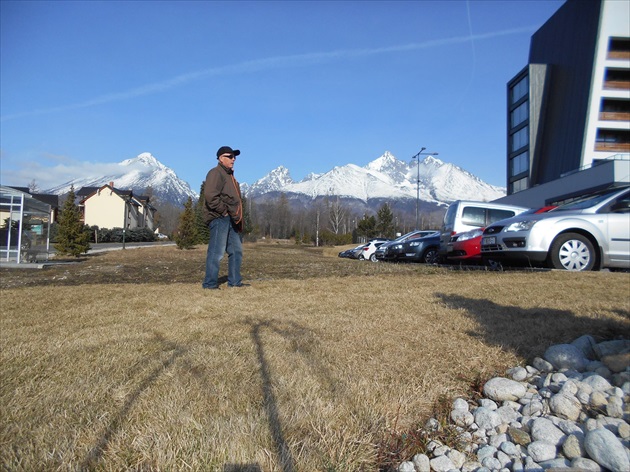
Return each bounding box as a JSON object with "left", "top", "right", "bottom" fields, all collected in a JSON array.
[{"left": 1, "top": 26, "right": 536, "bottom": 122}]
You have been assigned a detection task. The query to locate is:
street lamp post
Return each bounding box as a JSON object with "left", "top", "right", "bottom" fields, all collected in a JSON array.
[{"left": 411, "top": 147, "right": 439, "bottom": 230}]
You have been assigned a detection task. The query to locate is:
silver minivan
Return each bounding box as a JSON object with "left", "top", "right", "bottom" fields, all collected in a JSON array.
[{"left": 439, "top": 201, "right": 529, "bottom": 259}]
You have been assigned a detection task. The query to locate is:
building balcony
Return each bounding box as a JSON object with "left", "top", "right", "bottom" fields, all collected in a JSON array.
[
  {"left": 599, "top": 111, "right": 630, "bottom": 121},
  {"left": 595, "top": 142, "right": 630, "bottom": 152}
]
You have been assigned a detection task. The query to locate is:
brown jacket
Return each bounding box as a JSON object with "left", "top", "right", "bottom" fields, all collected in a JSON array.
[{"left": 203, "top": 162, "right": 243, "bottom": 229}]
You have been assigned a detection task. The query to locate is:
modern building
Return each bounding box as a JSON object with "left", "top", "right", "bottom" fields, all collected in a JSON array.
[{"left": 497, "top": 0, "right": 629, "bottom": 208}]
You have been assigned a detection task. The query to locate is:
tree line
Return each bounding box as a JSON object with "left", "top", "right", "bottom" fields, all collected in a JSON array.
[
  {"left": 49, "top": 183, "right": 445, "bottom": 255},
  {"left": 173, "top": 182, "right": 445, "bottom": 249}
]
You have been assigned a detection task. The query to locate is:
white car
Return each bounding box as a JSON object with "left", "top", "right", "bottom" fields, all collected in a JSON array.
[
  {"left": 481, "top": 186, "right": 630, "bottom": 271},
  {"left": 357, "top": 239, "right": 389, "bottom": 262}
]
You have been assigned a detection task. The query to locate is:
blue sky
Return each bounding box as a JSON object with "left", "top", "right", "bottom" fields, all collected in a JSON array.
[{"left": 1, "top": 0, "right": 564, "bottom": 193}]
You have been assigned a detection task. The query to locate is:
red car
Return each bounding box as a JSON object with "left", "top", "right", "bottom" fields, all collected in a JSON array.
[{"left": 446, "top": 206, "right": 556, "bottom": 264}]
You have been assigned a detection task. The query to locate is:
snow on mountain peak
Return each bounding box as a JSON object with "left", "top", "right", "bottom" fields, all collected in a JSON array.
[
  {"left": 121, "top": 152, "right": 165, "bottom": 170},
  {"left": 245, "top": 151, "right": 506, "bottom": 205},
  {"left": 247, "top": 165, "right": 295, "bottom": 194},
  {"left": 44, "top": 152, "right": 198, "bottom": 205}
]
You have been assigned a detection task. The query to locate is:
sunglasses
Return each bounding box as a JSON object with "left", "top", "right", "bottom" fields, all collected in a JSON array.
[{"left": 221, "top": 154, "right": 236, "bottom": 160}]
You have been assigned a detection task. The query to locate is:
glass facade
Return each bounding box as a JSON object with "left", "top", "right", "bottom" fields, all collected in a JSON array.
[
  {"left": 510, "top": 151, "right": 529, "bottom": 177},
  {"left": 510, "top": 76, "right": 529, "bottom": 105},
  {"left": 510, "top": 126, "right": 529, "bottom": 153},
  {"left": 510, "top": 102, "right": 529, "bottom": 128}
]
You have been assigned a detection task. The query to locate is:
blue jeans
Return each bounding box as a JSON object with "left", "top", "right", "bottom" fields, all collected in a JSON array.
[{"left": 202, "top": 216, "right": 243, "bottom": 288}]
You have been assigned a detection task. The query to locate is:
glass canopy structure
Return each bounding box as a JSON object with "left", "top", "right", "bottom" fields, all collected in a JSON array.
[{"left": 0, "top": 186, "right": 52, "bottom": 263}]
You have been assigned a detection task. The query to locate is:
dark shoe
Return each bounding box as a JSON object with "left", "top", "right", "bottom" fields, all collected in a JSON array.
[
  {"left": 228, "top": 283, "right": 250, "bottom": 288},
  {"left": 203, "top": 286, "right": 220, "bottom": 290}
]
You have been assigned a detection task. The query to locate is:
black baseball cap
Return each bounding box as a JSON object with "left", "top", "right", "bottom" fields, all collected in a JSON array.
[{"left": 216, "top": 146, "right": 241, "bottom": 158}]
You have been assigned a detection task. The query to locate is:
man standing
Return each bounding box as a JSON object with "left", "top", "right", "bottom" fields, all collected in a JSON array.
[{"left": 202, "top": 146, "right": 246, "bottom": 289}]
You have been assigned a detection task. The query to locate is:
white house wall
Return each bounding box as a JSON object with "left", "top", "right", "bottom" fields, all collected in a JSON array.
[{"left": 84, "top": 190, "right": 127, "bottom": 229}]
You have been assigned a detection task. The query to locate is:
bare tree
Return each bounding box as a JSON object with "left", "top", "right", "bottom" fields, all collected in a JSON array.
[
  {"left": 28, "top": 179, "right": 40, "bottom": 193},
  {"left": 327, "top": 196, "right": 346, "bottom": 234}
]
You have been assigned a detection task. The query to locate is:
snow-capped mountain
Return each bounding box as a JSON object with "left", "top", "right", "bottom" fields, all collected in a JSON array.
[
  {"left": 42, "top": 151, "right": 505, "bottom": 213},
  {"left": 246, "top": 151, "right": 505, "bottom": 207},
  {"left": 45, "top": 152, "right": 198, "bottom": 205}
]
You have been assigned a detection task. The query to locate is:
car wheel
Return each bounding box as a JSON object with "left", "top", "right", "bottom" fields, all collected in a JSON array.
[
  {"left": 370, "top": 254, "right": 378, "bottom": 262},
  {"left": 358, "top": 255, "right": 365, "bottom": 260},
  {"left": 549, "top": 233, "right": 596, "bottom": 271},
  {"left": 422, "top": 248, "right": 439, "bottom": 264}
]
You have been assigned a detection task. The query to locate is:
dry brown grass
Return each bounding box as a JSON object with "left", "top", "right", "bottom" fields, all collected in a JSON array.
[{"left": 1, "top": 243, "right": 629, "bottom": 471}]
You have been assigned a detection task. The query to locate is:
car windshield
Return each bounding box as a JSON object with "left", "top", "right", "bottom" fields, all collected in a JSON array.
[{"left": 553, "top": 187, "right": 626, "bottom": 212}]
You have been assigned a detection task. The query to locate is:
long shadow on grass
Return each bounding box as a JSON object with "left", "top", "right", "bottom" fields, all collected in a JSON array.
[
  {"left": 249, "top": 320, "right": 297, "bottom": 472},
  {"left": 80, "top": 333, "right": 187, "bottom": 470},
  {"left": 435, "top": 293, "right": 630, "bottom": 361}
]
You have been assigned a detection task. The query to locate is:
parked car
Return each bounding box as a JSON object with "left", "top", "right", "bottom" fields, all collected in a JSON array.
[
  {"left": 398, "top": 231, "right": 441, "bottom": 263},
  {"left": 447, "top": 206, "right": 557, "bottom": 264},
  {"left": 356, "top": 239, "right": 389, "bottom": 261},
  {"left": 338, "top": 244, "right": 365, "bottom": 259},
  {"left": 375, "top": 230, "right": 439, "bottom": 262},
  {"left": 439, "top": 201, "right": 529, "bottom": 260},
  {"left": 480, "top": 186, "right": 630, "bottom": 271}
]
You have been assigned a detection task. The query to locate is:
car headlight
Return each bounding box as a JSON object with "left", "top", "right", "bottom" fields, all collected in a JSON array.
[
  {"left": 505, "top": 219, "right": 539, "bottom": 232},
  {"left": 393, "top": 244, "right": 403, "bottom": 249},
  {"left": 457, "top": 229, "right": 483, "bottom": 241}
]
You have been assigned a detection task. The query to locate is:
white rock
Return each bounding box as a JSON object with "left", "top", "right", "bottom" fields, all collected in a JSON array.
[
  {"left": 583, "top": 374, "right": 613, "bottom": 392},
  {"left": 530, "top": 417, "right": 566, "bottom": 446},
  {"left": 412, "top": 453, "right": 430, "bottom": 472},
  {"left": 450, "top": 409, "right": 474, "bottom": 427},
  {"left": 474, "top": 407, "right": 502, "bottom": 430},
  {"left": 447, "top": 449, "right": 466, "bottom": 468},
  {"left": 497, "top": 405, "right": 520, "bottom": 424},
  {"left": 584, "top": 428, "right": 630, "bottom": 472},
  {"left": 606, "top": 395, "right": 624, "bottom": 418},
  {"left": 476, "top": 445, "right": 497, "bottom": 462},
  {"left": 539, "top": 458, "right": 571, "bottom": 469},
  {"left": 489, "top": 433, "right": 508, "bottom": 448},
  {"left": 533, "top": 357, "right": 554, "bottom": 372},
  {"left": 524, "top": 456, "right": 544, "bottom": 472},
  {"left": 452, "top": 397, "right": 469, "bottom": 411},
  {"left": 544, "top": 344, "right": 588, "bottom": 372},
  {"left": 522, "top": 400, "right": 544, "bottom": 417},
  {"left": 429, "top": 454, "right": 456, "bottom": 472},
  {"left": 397, "top": 461, "right": 415, "bottom": 472},
  {"left": 484, "top": 377, "right": 527, "bottom": 402},
  {"left": 500, "top": 440, "right": 520, "bottom": 457},
  {"left": 508, "top": 366, "right": 529, "bottom": 381},
  {"left": 527, "top": 440, "right": 557, "bottom": 462},
  {"left": 461, "top": 460, "right": 482, "bottom": 472},
  {"left": 496, "top": 450, "right": 511, "bottom": 468},
  {"left": 481, "top": 457, "right": 502, "bottom": 470},
  {"left": 549, "top": 392, "right": 582, "bottom": 421},
  {"left": 571, "top": 457, "right": 603, "bottom": 471},
  {"left": 478, "top": 398, "right": 498, "bottom": 410}
]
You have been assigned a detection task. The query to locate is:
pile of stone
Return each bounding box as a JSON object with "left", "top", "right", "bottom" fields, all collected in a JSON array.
[{"left": 398, "top": 335, "right": 629, "bottom": 472}]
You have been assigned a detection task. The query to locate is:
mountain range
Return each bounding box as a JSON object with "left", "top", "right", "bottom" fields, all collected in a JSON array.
[{"left": 44, "top": 151, "right": 505, "bottom": 212}]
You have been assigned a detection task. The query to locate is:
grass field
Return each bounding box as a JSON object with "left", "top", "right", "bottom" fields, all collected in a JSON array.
[{"left": 1, "top": 242, "right": 629, "bottom": 471}]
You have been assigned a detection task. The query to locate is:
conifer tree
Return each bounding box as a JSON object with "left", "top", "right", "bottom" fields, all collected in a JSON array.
[
  {"left": 55, "top": 186, "right": 91, "bottom": 256},
  {"left": 194, "top": 182, "right": 210, "bottom": 244},
  {"left": 376, "top": 203, "right": 396, "bottom": 238},
  {"left": 175, "top": 197, "right": 198, "bottom": 250}
]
